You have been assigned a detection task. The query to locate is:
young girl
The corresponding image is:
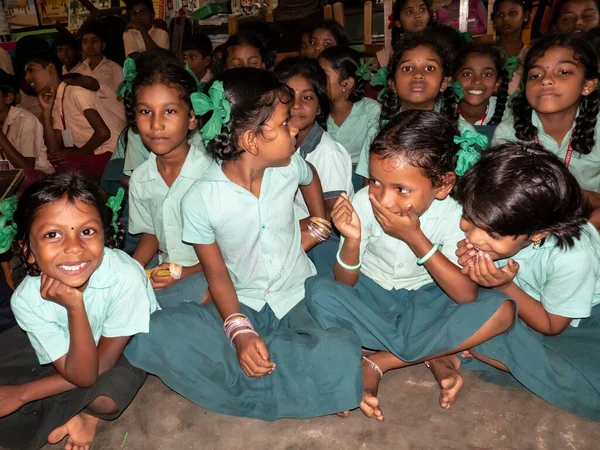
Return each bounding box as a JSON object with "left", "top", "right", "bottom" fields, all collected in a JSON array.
[
  {"left": 453, "top": 143, "right": 600, "bottom": 421},
  {"left": 274, "top": 56, "right": 354, "bottom": 272},
  {"left": 304, "top": 110, "right": 515, "bottom": 420},
  {"left": 355, "top": 35, "right": 476, "bottom": 180},
  {"left": 221, "top": 32, "right": 268, "bottom": 71},
  {"left": 319, "top": 46, "right": 381, "bottom": 191},
  {"left": 0, "top": 173, "right": 157, "bottom": 450},
  {"left": 453, "top": 43, "right": 510, "bottom": 140},
  {"left": 552, "top": 0, "right": 599, "bottom": 33},
  {"left": 309, "top": 21, "right": 349, "bottom": 58},
  {"left": 127, "top": 59, "right": 211, "bottom": 309},
  {"left": 492, "top": 34, "right": 600, "bottom": 227},
  {"left": 124, "top": 68, "right": 363, "bottom": 420},
  {"left": 391, "top": 0, "right": 432, "bottom": 45}
]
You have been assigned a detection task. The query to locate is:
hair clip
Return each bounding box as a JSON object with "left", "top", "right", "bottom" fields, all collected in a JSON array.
[
  {"left": 355, "top": 58, "right": 373, "bottom": 81},
  {"left": 117, "top": 58, "right": 136, "bottom": 98},
  {"left": 191, "top": 81, "right": 232, "bottom": 144},
  {"left": 106, "top": 188, "right": 125, "bottom": 238},
  {"left": 454, "top": 130, "right": 488, "bottom": 176},
  {"left": 0, "top": 196, "right": 17, "bottom": 254}
]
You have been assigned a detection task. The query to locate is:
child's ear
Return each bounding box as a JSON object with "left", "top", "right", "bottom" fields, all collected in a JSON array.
[
  {"left": 582, "top": 79, "right": 598, "bottom": 96},
  {"left": 439, "top": 76, "right": 451, "bottom": 93},
  {"left": 240, "top": 129, "right": 259, "bottom": 156},
  {"left": 435, "top": 171, "right": 456, "bottom": 199},
  {"left": 21, "top": 242, "right": 35, "bottom": 265},
  {"left": 188, "top": 111, "right": 198, "bottom": 130},
  {"left": 5, "top": 92, "right": 14, "bottom": 106},
  {"left": 530, "top": 230, "right": 550, "bottom": 243},
  {"left": 204, "top": 56, "right": 212, "bottom": 66},
  {"left": 101, "top": 42, "right": 107, "bottom": 52},
  {"left": 389, "top": 79, "right": 397, "bottom": 94},
  {"left": 494, "top": 77, "right": 502, "bottom": 93},
  {"left": 341, "top": 77, "right": 355, "bottom": 93}
]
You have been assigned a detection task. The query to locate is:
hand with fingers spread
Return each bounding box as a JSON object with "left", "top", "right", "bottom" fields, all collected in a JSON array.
[
  {"left": 40, "top": 273, "right": 83, "bottom": 309},
  {"left": 369, "top": 195, "right": 421, "bottom": 244},
  {"left": 466, "top": 251, "right": 519, "bottom": 288},
  {"left": 332, "top": 193, "right": 361, "bottom": 241},
  {"left": 456, "top": 238, "right": 477, "bottom": 268},
  {"left": 233, "top": 333, "right": 276, "bottom": 378}
]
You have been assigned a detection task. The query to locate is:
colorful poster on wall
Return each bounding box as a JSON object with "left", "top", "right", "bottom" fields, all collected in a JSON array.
[
  {"left": 67, "top": 0, "right": 108, "bottom": 32},
  {"left": 36, "top": 0, "right": 68, "bottom": 25},
  {"left": 4, "top": 0, "right": 40, "bottom": 28}
]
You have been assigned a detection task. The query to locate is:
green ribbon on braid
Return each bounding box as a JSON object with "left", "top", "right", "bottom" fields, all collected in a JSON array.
[
  {"left": 371, "top": 66, "right": 389, "bottom": 101},
  {"left": 450, "top": 81, "right": 464, "bottom": 102},
  {"left": 0, "top": 196, "right": 17, "bottom": 254},
  {"left": 191, "top": 81, "right": 232, "bottom": 144},
  {"left": 117, "top": 58, "right": 137, "bottom": 98},
  {"left": 106, "top": 188, "right": 125, "bottom": 237},
  {"left": 454, "top": 130, "right": 488, "bottom": 176},
  {"left": 355, "top": 59, "right": 373, "bottom": 81},
  {"left": 460, "top": 32, "right": 473, "bottom": 44},
  {"left": 503, "top": 56, "right": 519, "bottom": 80}
]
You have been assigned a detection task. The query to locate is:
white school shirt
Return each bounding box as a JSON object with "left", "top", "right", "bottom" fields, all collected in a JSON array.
[
  {"left": 123, "top": 27, "right": 170, "bottom": 57},
  {"left": 294, "top": 124, "right": 354, "bottom": 219},
  {"left": 71, "top": 57, "right": 124, "bottom": 93},
  {"left": 181, "top": 151, "right": 317, "bottom": 319},
  {"left": 1, "top": 106, "right": 54, "bottom": 173},
  {"left": 346, "top": 188, "right": 465, "bottom": 291}
]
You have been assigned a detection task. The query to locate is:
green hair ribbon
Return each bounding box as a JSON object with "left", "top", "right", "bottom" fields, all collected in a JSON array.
[
  {"left": 453, "top": 130, "right": 488, "bottom": 176},
  {"left": 503, "top": 56, "right": 519, "bottom": 80},
  {"left": 117, "top": 58, "right": 137, "bottom": 98},
  {"left": 0, "top": 196, "right": 17, "bottom": 254},
  {"left": 191, "top": 81, "right": 232, "bottom": 144},
  {"left": 106, "top": 188, "right": 125, "bottom": 237},
  {"left": 381, "top": 119, "right": 390, "bottom": 127},
  {"left": 355, "top": 58, "right": 373, "bottom": 81},
  {"left": 371, "top": 66, "right": 389, "bottom": 101},
  {"left": 460, "top": 32, "right": 473, "bottom": 44},
  {"left": 451, "top": 81, "right": 464, "bottom": 102}
]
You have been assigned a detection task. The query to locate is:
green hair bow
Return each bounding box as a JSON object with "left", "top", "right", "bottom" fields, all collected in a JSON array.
[
  {"left": 191, "top": 81, "right": 232, "bottom": 144},
  {"left": 371, "top": 66, "right": 389, "bottom": 101},
  {"left": 460, "top": 32, "right": 473, "bottom": 44},
  {"left": 355, "top": 59, "right": 373, "bottom": 81},
  {"left": 503, "top": 56, "right": 519, "bottom": 80},
  {"left": 106, "top": 188, "right": 124, "bottom": 237},
  {"left": 0, "top": 196, "right": 17, "bottom": 254},
  {"left": 454, "top": 130, "right": 488, "bottom": 176},
  {"left": 117, "top": 58, "right": 136, "bottom": 98},
  {"left": 450, "top": 81, "right": 464, "bottom": 102}
]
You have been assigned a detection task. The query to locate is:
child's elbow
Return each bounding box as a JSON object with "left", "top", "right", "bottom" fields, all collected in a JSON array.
[
  {"left": 454, "top": 284, "right": 479, "bottom": 304},
  {"left": 68, "top": 371, "right": 98, "bottom": 388},
  {"left": 98, "top": 128, "right": 111, "bottom": 144}
]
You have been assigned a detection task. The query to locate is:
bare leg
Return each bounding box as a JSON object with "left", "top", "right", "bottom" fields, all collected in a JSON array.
[
  {"left": 47, "top": 396, "right": 119, "bottom": 450},
  {"left": 427, "top": 355, "right": 463, "bottom": 409},
  {"left": 469, "top": 349, "right": 509, "bottom": 371}
]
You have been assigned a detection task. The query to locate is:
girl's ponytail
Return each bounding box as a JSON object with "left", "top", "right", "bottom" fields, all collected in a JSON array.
[
  {"left": 440, "top": 84, "right": 459, "bottom": 124},
  {"left": 512, "top": 91, "right": 536, "bottom": 142},
  {"left": 571, "top": 90, "right": 600, "bottom": 155},
  {"left": 488, "top": 69, "right": 509, "bottom": 126}
]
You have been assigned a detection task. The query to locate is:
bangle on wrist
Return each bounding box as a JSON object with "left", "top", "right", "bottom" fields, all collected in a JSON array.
[
  {"left": 416, "top": 243, "right": 440, "bottom": 266},
  {"left": 336, "top": 248, "right": 362, "bottom": 270}
]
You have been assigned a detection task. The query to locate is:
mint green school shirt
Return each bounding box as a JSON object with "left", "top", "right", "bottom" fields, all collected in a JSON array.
[
  {"left": 327, "top": 97, "right": 381, "bottom": 164},
  {"left": 344, "top": 187, "right": 465, "bottom": 291},
  {"left": 355, "top": 115, "right": 476, "bottom": 179},
  {"left": 11, "top": 248, "right": 159, "bottom": 365},
  {"left": 497, "top": 222, "right": 600, "bottom": 327},
  {"left": 491, "top": 110, "right": 600, "bottom": 192},
  {"left": 181, "top": 151, "right": 317, "bottom": 319},
  {"left": 128, "top": 143, "right": 212, "bottom": 267}
]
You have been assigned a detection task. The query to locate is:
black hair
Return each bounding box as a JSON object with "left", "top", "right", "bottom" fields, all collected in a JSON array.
[
  {"left": 452, "top": 43, "right": 509, "bottom": 125},
  {"left": 23, "top": 52, "right": 63, "bottom": 77},
  {"left": 126, "top": 57, "right": 198, "bottom": 132},
  {"left": 182, "top": 33, "right": 213, "bottom": 59},
  {"left": 511, "top": 33, "right": 599, "bottom": 154},
  {"left": 127, "top": 0, "right": 154, "bottom": 15},
  {"left": 311, "top": 21, "right": 349, "bottom": 47},
  {"left": 381, "top": 34, "right": 456, "bottom": 125},
  {"left": 51, "top": 35, "right": 79, "bottom": 53},
  {"left": 79, "top": 20, "right": 107, "bottom": 43},
  {"left": 550, "top": 0, "right": 600, "bottom": 28},
  {"left": 221, "top": 32, "right": 271, "bottom": 70},
  {"left": 423, "top": 25, "right": 464, "bottom": 66},
  {"left": 205, "top": 68, "right": 293, "bottom": 161},
  {"left": 12, "top": 172, "right": 124, "bottom": 276},
  {"left": 274, "top": 56, "right": 330, "bottom": 128},
  {"left": 0, "top": 70, "right": 18, "bottom": 97},
  {"left": 455, "top": 143, "right": 591, "bottom": 248},
  {"left": 370, "top": 110, "right": 461, "bottom": 187},
  {"left": 391, "top": 0, "right": 433, "bottom": 46},
  {"left": 587, "top": 26, "right": 600, "bottom": 55},
  {"left": 319, "top": 46, "right": 366, "bottom": 103},
  {"left": 492, "top": 0, "right": 533, "bottom": 17}
]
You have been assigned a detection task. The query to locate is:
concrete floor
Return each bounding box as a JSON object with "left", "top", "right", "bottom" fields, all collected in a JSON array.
[{"left": 39, "top": 364, "right": 600, "bottom": 450}]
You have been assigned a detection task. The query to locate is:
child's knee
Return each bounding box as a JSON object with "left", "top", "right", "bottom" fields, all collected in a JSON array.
[
  {"left": 89, "top": 395, "right": 120, "bottom": 415},
  {"left": 491, "top": 300, "right": 516, "bottom": 334}
]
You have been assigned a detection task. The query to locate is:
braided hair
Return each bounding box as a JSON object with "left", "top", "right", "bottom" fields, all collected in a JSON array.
[
  {"left": 512, "top": 33, "right": 599, "bottom": 154},
  {"left": 452, "top": 43, "right": 510, "bottom": 125}
]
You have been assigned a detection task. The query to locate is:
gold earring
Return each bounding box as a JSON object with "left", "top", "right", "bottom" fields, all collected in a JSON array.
[{"left": 533, "top": 238, "right": 542, "bottom": 248}]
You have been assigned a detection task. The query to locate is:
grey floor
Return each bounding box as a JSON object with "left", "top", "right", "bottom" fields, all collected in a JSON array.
[{"left": 39, "top": 364, "right": 600, "bottom": 450}]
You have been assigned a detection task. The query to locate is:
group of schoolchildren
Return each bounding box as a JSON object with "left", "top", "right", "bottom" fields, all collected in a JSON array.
[{"left": 1, "top": 0, "right": 600, "bottom": 448}]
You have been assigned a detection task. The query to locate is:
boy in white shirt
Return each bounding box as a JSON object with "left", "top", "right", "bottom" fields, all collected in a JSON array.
[{"left": 123, "top": 0, "right": 170, "bottom": 57}]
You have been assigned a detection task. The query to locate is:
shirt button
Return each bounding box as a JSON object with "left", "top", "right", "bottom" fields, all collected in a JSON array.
[
  {"left": 168, "top": 223, "right": 172, "bottom": 227},
  {"left": 261, "top": 224, "right": 266, "bottom": 229},
  {"left": 266, "top": 290, "right": 270, "bottom": 295},
  {"left": 399, "top": 263, "right": 404, "bottom": 268}
]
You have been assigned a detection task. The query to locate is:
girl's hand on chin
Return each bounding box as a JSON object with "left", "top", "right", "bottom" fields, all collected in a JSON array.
[
  {"left": 40, "top": 273, "right": 83, "bottom": 309},
  {"left": 370, "top": 195, "right": 421, "bottom": 244}
]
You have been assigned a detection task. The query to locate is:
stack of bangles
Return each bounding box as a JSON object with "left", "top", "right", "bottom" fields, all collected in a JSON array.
[
  {"left": 223, "top": 313, "right": 258, "bottom": 346},
  {"left": 307, "top": 217, "right": 332, "bottom": 243}
]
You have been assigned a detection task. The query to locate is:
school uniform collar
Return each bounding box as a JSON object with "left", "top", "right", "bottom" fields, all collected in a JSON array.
[
  {"left": 77, "top": 57, "right": 110, "bottom": 71},
  {"left": 298, "top": 123, "right": 324, "bottom": 158},
  {"left": 145, "top": 142, "right": 210, "bottom": 182},
  {"left": 531, "top": 108, "right": 579, "bottom": 148},
  {"left": 3, "top": 106, "right": 19, "bottom": 128},
  {"left": 86, "top": 248, "right": 120, "bottom": 289},
  {"left": 419, "top": 196, "right": 456, "bottom": 221}
]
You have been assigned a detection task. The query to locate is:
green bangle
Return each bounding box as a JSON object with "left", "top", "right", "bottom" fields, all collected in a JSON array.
[
  {"left": 416, "top": 243, "right": 440, "bottom": 266},
  {"left": 336, "top": 248, "right": 362, "bottom": 270}
]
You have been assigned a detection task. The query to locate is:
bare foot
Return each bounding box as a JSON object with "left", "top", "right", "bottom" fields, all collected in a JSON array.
[
  {"left": 48, "top": 412, "right": 99, "bottom": 450},
  {"left": 428, "top": 354, "right": 463, "bottom": 410},
  {"left": 360, "top": 357, "right": 384, "bottom": 421},
  {"left": 336, "top": 411, "right": 350, "bottom": 418}
]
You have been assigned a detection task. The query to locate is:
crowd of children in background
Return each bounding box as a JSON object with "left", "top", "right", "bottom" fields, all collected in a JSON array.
[{"left": 1, "top": 0, "right": 600, "bottom": 448}]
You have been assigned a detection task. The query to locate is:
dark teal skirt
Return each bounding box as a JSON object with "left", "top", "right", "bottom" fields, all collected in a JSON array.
[
  {"left": 153, "top": 272, "right": 209, "bottom": 309},
  {"left": 124, "top": 298, "right": 363, "bottom": 420},
  {"left": 305, "top": 275, "right": 513, "bottom": 361},
  {"left": 463, "top": 305, "right": 600, "bottom": 421},
  {"left": 307, "top": 232, "right": 339, "bottom": 276}
]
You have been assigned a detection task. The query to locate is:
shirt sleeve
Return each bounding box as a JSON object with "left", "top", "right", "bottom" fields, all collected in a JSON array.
[
  {"left": 12, "top": 113, "right": 37, "bottom": 158},
  {"left": 152, "top": 28, "right": 170, "bottom": 50},
  {"left": 71, "top": 86, "right": 97, "bottom": 113},
  {"left": 491, "top": 119, "right": 517, "bottom": 147},
  {"left": 124, "top": 131, "right": 150, "bottom": 176},
  {"left": 181, "top": 183, "right": 215, "bottom": 244},
  {"left": 291, "top": 150, "right": 313, "bottom": 185},
  {"left": 437, "top": 202, "right": 465, "bottom": 266},
  {"left": 112, "top": 63, "right": 124, "bottom": 91},
  {"left": 123, "top": 31, "right": 138, "bottom": 57},
  {"left": 11, "top": 287, "right": 69, "bottom": 364},
  {"left": 102, "top": 255, "right": 156, "bottom": 337},
  {"left": 314, "top": 142, "right": 352, "bottom": 200},
  {"left": 51, "top": 101, "right": 65, "bottom": 131},
  {"left": 128, "top": 176, "right": 155, "bottom": 235}
]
